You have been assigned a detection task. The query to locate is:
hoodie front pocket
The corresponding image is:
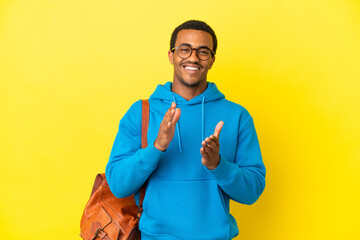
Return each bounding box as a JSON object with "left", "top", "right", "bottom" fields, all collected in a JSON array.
[{"left": 140, "top": 179, "right": 230, "bottom": 240}]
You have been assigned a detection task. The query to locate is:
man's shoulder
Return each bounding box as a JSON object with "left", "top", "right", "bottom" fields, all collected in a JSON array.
[
  {"left": 216, "top": 98, "right": 254, "bottom": 127},
  {"left": 126, "top": 99, "right": 145, "bottom": 111},
  {"left": 120, "top": 100, "right": 143, "bottom": 121},
  {"left": 217, "top": 98, "right": 250, "bottom": 114}
]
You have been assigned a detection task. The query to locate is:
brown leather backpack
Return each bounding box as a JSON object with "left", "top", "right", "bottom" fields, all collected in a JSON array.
[{"left": 80, "top": 99, "right": 149, "bottom": 240}]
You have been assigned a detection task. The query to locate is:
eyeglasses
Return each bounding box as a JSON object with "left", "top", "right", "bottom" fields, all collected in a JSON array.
[{"left": 171, "top": 44, "right": 215, "bottom": 61}]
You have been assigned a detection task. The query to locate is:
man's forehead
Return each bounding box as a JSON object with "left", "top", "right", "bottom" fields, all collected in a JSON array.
[{"left": 175, "top": 29, "right": 213, "bottom": 49}]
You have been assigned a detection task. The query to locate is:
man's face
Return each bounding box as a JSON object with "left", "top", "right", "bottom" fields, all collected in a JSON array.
[{"left": 168, "top": 29, "right": 215, "bottom": 88}]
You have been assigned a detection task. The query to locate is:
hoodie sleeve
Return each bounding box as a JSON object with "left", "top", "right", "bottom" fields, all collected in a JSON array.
[
  {"left": 207, "top": 113, "right": 266, "bottom": 205},
  {"left": 105, "top": 100, "right": 165, "bottom": 198}
]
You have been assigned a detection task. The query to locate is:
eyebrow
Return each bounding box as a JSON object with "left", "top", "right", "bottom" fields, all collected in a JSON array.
[{"left": 181, "top": 43, "right": 212, "bottom": 50}]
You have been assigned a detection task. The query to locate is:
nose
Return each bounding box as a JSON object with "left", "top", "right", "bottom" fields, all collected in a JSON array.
[{"left": 188, "top": 48, "right": 200, "bottom": 62}]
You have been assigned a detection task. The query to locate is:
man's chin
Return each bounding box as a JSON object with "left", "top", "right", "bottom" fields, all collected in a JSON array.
[{"left": 179, "top": 78, "right": 203, "bottom": 88}]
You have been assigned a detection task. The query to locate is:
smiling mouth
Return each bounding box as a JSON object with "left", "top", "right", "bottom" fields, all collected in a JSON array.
[{"left": 183, "top": 65, "right": 201, "bottom": 71}]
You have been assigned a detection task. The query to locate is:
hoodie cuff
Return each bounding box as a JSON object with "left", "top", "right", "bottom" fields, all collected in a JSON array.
[
  {"left": 206, "top": 155, "right": 238, "bottom": 185},
  {"left": 137, "top": 140, "right": 166, "bottom": 171}
]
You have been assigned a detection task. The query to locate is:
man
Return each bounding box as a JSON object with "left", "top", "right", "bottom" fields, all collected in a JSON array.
[{"left": 106, "top": 20, "right": 266, "bottom": 240}]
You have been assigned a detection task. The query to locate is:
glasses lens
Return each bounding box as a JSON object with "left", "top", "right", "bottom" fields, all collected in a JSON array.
[
  {"left": 177, "top": 45, "right": 191, "bottom": 58},
  {"left": 197, "top": 48, "right": 211, "bottom": 60}
]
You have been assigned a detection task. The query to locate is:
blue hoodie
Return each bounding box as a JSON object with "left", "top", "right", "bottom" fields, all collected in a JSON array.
[{"left": 106, "top": 82, "right": 266, "bottom": 240}]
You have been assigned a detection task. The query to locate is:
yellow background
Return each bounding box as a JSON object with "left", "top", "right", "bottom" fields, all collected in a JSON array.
[{"left": 1, "top": 0, "right": 359, "bottom": 239}]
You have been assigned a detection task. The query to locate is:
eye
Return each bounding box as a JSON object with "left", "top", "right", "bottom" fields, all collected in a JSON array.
[
  {"left": 179, "top": 48, "right": 190, "bottom": 53},
  {"left": 198, "top": 49, "right": 210, "bottom": 55}
]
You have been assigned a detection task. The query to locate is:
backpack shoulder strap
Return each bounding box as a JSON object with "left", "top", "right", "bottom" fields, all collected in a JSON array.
[
  {"left": 141, "top": 99, "right": 149, "bottom": 148},
  {"left": 139, "top": 99, "right": 149, "bottom": 209}
]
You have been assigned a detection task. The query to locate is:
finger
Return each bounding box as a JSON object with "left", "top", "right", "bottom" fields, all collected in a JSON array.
[
  {"left": 171, "top": 102, "right": 176, "bottom": 111},
  {"left": 204, "top": 137, "right": 217, "bottom": 152},
  {"left": 202, "top": 140, "right": 215, "bottom": 154},
  {"left": 161, "top": 103, "right": 174, "bottom": 123},
  {"left": 164, "top": 109, "right": 175, "bottom": 130},
  {"left": 209, "top": 135, "right": 219, "bottom": 147},
  {"left": 200, "top": 147, "right": 209, "bottom": 160},
  {"left": 171, "top": 108, "right": 181, "bottom": 125},
  {"left": 167, "top": 108, "right": 176, "bottom": 122},
  {"left": 162, "top": 110, "right": 172, "bottom": 129},
  {"left": 165, "top": 102, "right": 176, "bottom": 116},
  {"left": 164, "top": 102, "right": 177, "bottom": 125},
  {"left": 213, "top": 121, "right": 224, "bottom": 138}
]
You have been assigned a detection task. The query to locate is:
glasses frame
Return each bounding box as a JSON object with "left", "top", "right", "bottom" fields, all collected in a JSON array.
[{"left": 171, "top": 44, "right": 215, "bottom": 61}]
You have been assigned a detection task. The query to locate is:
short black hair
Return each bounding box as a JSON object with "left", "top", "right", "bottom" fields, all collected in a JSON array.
[{"left": 170, "top": 20, "right": 217, "bottom": 55}]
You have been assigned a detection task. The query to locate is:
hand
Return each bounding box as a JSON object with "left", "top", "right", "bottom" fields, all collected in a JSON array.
[
  {"left": 154, "top": 102, "right": 181, "bottom": 151},
  {"left": 200, "top": 121, "right": 224, "bottom": 170}
]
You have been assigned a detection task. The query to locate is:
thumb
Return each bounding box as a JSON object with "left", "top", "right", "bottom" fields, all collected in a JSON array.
[{"left": 213, "top": 121, "right": 224, "bottom": 138}]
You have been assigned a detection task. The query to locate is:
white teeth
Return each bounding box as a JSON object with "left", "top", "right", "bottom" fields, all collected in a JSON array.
[{"left": 185, "top": 67, "right": 199, "bottom": 70}]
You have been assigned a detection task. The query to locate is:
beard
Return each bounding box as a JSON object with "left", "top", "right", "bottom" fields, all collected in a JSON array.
[
  {"left": 175, "top": 73, "right": 204, "bottom": 88},
  {"left": 180, "top": 78, "right": 202, "bottom": 87}
]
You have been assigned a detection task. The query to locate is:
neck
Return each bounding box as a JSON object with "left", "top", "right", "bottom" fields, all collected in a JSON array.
[{"left": 172, "top": 80, "right": 207, "bottom": 101}]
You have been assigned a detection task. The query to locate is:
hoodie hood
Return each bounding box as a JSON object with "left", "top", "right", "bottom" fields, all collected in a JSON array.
[
  {"left": 150, "top": 81, "right": 225, "bottom": 105},
  {"left": 150, "top": 82, "right": 225, "bottom": 153}
]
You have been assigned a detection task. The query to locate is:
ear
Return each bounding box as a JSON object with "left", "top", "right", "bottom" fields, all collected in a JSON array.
[
  {"left": 168, "top": 50, "right": 174, "bottom": 65},
  {"left": 208, "top": 56, "right": 215, "bottom": 70}
]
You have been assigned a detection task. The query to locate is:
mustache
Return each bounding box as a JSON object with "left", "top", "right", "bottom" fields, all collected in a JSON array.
[{"left": 181, "top": 62, "right": 202, "bottom": 67}]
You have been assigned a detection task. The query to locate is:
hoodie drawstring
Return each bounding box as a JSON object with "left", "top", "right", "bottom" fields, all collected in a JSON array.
[
  {"left": 171, "top": 95, "right": 206, "bottom": 153},
  {"left": 202, "top": 96, "right": 205, "bottom": 142},
  {"left": 172, "top": 95, "right": 183, "bottom": 153}
]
